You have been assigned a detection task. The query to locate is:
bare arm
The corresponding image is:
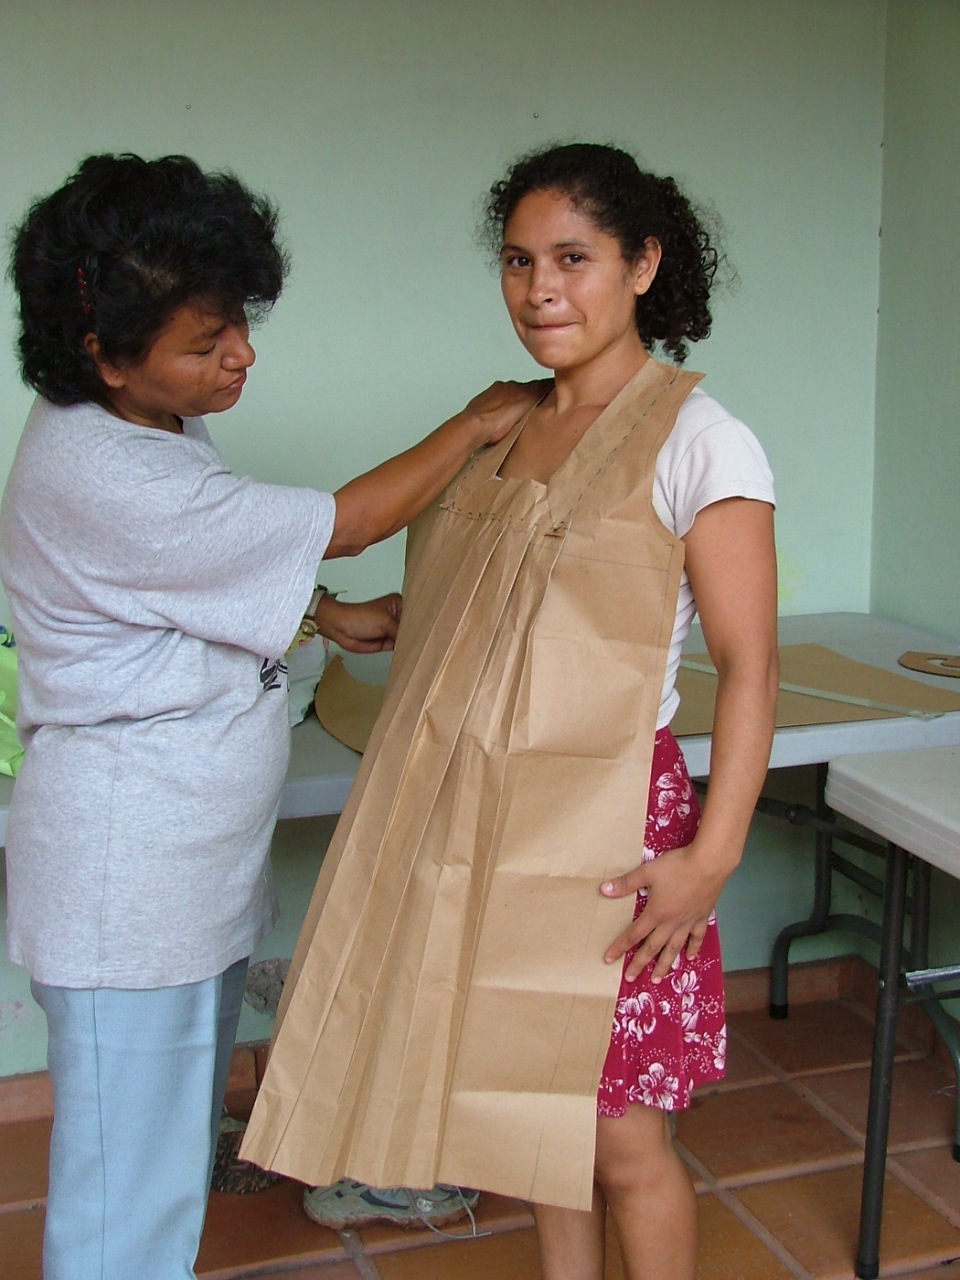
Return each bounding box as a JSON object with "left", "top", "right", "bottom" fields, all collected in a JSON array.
[
  {"left": 325, "top": 381, "right": 544, "bottom": 559},
  {"left": 602, "top": 497, "right": 779, "bottom": 980},
  {"left": 309, "top": 592, "right": 402, "bottom": 653}
]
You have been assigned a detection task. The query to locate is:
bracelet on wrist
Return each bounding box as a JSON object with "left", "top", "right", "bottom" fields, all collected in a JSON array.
[{"left": 299, "top": 585, "right": 330, "bottom": 639}]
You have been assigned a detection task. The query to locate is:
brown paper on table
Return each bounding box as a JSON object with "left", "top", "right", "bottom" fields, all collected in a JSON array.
[
  {"left": 671, "top": 643, "right": 960, "bottom": 738},
  {"left": 316, "top": 642, "right": 960, "bottom": 757},
  {"left": 242, "top": 360, "right": 703, "bottom": 1210},
  {"left": 898, "top": 651, "right": 960, "bottom": 680},
  {"left": 313, "top": 655, "right": 385, "bottom": 753}
]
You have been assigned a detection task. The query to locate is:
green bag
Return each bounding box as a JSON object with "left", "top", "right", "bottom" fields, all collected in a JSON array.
[{"left": 0, "top": 632, "right": 23, "bottom": 777}]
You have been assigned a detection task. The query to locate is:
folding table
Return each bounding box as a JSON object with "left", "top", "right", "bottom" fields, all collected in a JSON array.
[
  {"left": 2, "top": 609, "right": 960, "bottom": 1280},
  {"left": 3, "top": 611, "right": 960, "bottom": 847},
  {"left": 826, "top": 746, "right": 960, "bottom": 1280}
]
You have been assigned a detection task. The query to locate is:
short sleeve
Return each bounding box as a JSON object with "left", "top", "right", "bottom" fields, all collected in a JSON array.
[
  {"left": 136, "top": 464, "right": 336, "bottom": 655},
  {"left": 4, "top": 405, "right": 337, "bottom": 658},
  {"left": 653, "top": 390, "right": 776, "bottom": 539}
]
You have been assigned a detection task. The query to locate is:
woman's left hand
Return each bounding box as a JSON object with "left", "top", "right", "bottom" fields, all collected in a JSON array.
[
  {"left": 314, "top": 593, "right": 402, "bottom": 652},
  {"left": 601, "top": 839, "right": 735, "bottom": 982}
]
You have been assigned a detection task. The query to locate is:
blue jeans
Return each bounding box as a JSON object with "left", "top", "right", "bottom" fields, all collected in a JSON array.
[{"left": 32, "top": 958, "right": 248, "bottom": 1280}]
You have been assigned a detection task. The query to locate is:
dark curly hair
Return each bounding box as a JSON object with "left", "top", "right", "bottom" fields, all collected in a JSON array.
[
  {"left": 8, "top": 153, "right": 289, "bottom": 404},
  {"left": 482, "top": 142, "right": 722, "bottom": 364}
]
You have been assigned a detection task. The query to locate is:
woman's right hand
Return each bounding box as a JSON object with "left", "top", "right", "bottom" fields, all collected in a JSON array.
[
  {"left": 326, "top": 379, "right": 549, "bottom": 559},
  {"left": 462, "top": 379, "right": 550, "bottom": 445},
  {"left": 313, "top": 593, "right": 402, "bottom": 652}
]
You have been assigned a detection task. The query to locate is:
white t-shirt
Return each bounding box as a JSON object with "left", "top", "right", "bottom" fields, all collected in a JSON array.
[
  {"left": 653, "top": 388, "right": 776, "bottom": 728},
  {"left": 0, "top": 398, "right": 335, "bottom": 988}
]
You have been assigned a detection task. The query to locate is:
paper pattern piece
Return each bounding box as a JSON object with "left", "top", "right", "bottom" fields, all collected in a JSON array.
[
  {"left": 898, "top": 651, "right": 960, "bottom": 680},
  {"left": 313, "top": 655, "right": 384, "bottom": 753},
  {"left": 671, "top": 644, "right": 960, "bottom": 739}
]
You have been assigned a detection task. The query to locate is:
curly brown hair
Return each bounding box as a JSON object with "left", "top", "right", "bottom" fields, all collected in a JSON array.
[{"left": 482, "top": 142, "right": 722, "bottom": 364}]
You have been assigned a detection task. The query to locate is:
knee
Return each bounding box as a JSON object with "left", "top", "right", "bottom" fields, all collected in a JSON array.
[{"left": 595, "top": 1107, "right": 675, "bottom": 1198}]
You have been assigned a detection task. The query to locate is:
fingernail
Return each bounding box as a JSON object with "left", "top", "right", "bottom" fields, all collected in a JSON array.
[{"left": 601, "top": 882, "right": 614, "bottom": 894}]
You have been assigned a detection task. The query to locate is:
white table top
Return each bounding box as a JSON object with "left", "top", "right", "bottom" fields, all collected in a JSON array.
[
  {"left": 2, "top": 611, "right": 960, "bottom": 848},
  {"left": 679, "top": 612, "right": 960, "bottom": 778},
  {"left": 826, "top": 746, "right": 960, "bottom": 878}
]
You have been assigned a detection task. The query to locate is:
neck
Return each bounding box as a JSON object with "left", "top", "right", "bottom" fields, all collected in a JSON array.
[
  {"left": 550, "top": 340, "right": 650, "bottom": 415},
  {"left": 101, "top": 394, "right": 183, "bottom": 434}
]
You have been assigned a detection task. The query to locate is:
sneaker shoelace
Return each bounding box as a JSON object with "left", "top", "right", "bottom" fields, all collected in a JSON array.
[{"left": 401, "top": 1186, "right": 491, "bottom": 1240}]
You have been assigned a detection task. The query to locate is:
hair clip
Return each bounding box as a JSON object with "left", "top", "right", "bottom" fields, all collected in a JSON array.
[{"left": 76, "top": 265, "right": 92, "bottom": 317}]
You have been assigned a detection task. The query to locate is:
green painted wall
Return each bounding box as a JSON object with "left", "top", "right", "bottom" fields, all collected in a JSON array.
[
  {"left": 872, "top": 1, "right": 960, "bottom": 979},
  {"left": 872, "top": 1, "right": 960, "bottom": 640},
  {"left": 0, "top": 0, "right": 887, "bottom": 1075}
]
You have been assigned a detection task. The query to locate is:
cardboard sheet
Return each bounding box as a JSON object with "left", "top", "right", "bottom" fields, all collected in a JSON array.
[
  {"left": 898, "top": 651, "right": 960, "bottom": 680},
  {"left": 313, "top": 655, "right": 386, "bottom": 753},
  {"left": 671, "top": 643, "right": 960, "bottom": 738}
]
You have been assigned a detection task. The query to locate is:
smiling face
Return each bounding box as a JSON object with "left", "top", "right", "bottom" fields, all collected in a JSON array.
[
  {"left": 499, "top": 189, "right": 660, "bottom": 379},
  {"left": 85, "top": 301, "right": 256, "bottom": 432}
]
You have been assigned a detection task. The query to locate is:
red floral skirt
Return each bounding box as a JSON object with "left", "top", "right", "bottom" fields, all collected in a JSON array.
[{"left": 596, "top": 728, "right": 726, "bottom": 1116}]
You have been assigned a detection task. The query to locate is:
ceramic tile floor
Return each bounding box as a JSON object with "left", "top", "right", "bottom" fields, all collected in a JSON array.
[{"left": 4, "top": 996, "right": 960, "bottom": 1279}]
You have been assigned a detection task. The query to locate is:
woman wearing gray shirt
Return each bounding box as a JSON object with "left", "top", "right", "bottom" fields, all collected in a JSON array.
[{"left": 1, "top": 152, "right": 534, "bottom": 1280}]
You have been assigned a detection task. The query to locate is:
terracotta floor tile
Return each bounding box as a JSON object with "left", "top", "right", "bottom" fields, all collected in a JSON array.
[
  {"left": 604, "top": 1198, "right": 797, "bottom": 1280},
  {"left": 0, "top": 1117, "right": 49, "bottom": 1210},
  {"left": 242, "top": 1266, "right": 361, "bottom": 1279},
  {"left": 735, "top": 1164, "right": 960, "bottom": 1279},
  {"left": 677, "top": 1151, "right": 710, "bottom": 1194},
  {"left": 370, "top": 1200, "right": 797, "bottom": 1280},
  {"left": 676, "top": 1081, "right": 859, "bottom": 1184},
  {"left": 730, "top": 1000, "right": 918, "bottom": 1076},
  {"left": 803, "top": 1056, "right": 956, "bottom": 1151},
  {"left": 696, "top": 1193, "right": 797, "bottom": 1280},
  {"left": 895, "top": 1144, "right": 960, "bottom": 1227},
  {"left": 222, "top": 1088, "right": 258, "bottom": 1122},
  {"left": 601, "top": 1199, "right": 796, "bottom": 1280},
  {"left": 226, "top": 1045, "right": 257, "bottom": 1094},
  {"left": 893, "top": 1262, "right": 960, "bottom": 1280},
  {"left": 196, "top": 1178, "right": 346, "bottom": 1278},
  {"left": 697, "top": 1033, "right": 777, "bottom": 1094},
  {"left": 0, "top": 1205, "right": 44, "bottom": 1280},
  {"left": 354, "top": 1191, "right": 533, "bottom": 1254},
  {"left": 374, "top": 1226, "right": 543, "bottom": 1279},
  {"left": 0, "top": 1071, "right": 53, "bottom": 1125},
  {"left": 253, "top": 1041, "right": 270, "bottom": 1085}
]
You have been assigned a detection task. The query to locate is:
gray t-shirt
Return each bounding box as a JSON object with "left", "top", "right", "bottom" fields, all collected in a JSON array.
[{"left": 0, "top": 398, "right": 335, "bottom": 988}]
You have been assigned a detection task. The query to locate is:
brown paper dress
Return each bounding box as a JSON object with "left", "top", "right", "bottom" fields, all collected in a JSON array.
[{"left": 242, "top": 359, "right": 704, "bottom": 1210}]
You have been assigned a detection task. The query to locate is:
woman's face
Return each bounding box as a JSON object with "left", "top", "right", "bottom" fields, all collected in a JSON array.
[
  {"left": 500, "top": 189, "right": 659, "bottom": 377},
  {"left": 86, "top": 302, "right": 256, "bottom": 432}
]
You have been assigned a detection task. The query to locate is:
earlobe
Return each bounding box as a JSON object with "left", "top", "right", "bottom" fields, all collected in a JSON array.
[
  {"left": 83, "top": 333, "right": 125, "bottom": 389},
  {"left": 633, "top": 237, "right": 663, "bottom": 297}
]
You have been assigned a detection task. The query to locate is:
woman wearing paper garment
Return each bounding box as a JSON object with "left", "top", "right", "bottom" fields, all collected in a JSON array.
[{"left": 243, "top": 143, "right": 779, "bottom": 1280}]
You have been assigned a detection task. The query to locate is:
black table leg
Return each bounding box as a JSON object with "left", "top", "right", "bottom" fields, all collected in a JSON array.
[
  {"left": 856, "top": 841, "right": 909, "bottom": 1280},
  {"left": 770, "top": 763, "right": 832, "bottom": 1018}
]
